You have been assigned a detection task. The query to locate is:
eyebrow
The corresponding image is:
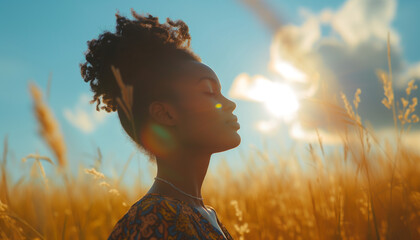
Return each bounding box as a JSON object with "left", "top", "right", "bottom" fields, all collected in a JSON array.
[{"left": 198, "top": 77, "right": 222, "bottom": 90}]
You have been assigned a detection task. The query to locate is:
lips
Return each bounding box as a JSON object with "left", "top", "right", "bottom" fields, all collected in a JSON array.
[
  {"left": 226, "top": 115, "right": 238, "bottom": 124},
  {"left": 226, "top": 115, "right": 240, "bottom": 129}
]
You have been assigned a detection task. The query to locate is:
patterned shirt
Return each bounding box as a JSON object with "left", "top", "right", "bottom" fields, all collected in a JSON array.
[{"left": 108, "top": 193, "right": 234, "bottom": 240}]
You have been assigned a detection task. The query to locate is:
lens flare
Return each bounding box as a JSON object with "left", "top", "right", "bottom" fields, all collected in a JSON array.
[
  {"left": 140, "top": 123, "right": 176, "bottom": 158},
  {"left": 215, "top": 103, "right": 222, "bottom": 109}
]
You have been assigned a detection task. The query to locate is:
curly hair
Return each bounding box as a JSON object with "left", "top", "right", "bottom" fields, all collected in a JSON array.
[{"left": 80, "top": 9, "right": 201, "bottom": 152}]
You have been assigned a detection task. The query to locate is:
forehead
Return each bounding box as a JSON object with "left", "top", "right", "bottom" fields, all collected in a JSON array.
[{"left": 172, "top": 60, "right": 220, "bottom": 88}]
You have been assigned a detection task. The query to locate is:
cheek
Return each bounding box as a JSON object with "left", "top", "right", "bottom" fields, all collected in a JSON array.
[
  {"left": 184, "top": 103, "right": 221, "bottom": 131},
  {"left": 178, "top": 101, "right": 223, "bottom": 137},
  {"left": 174, "top": 94, "right": 240, "bottom": 150},
  {"left": 179, "top": 104, "right": 240, "bottom": 149}
]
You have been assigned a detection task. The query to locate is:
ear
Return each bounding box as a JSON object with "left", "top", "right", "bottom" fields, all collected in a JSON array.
[{"left": 149, "top": 101, "right": 177, "bottom": 126}]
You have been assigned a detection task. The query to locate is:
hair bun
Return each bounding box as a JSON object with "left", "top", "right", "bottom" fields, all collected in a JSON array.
[{"left": 80, "top": 9, "right": 199, "bottom": 113}]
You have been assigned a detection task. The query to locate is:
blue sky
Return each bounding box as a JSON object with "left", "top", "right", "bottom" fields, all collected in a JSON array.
[{"left": 1, "top": 0, "right": 420, "bottom": 185}]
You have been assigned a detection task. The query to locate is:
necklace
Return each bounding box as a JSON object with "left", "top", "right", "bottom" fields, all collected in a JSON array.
[{"left": 154, "top": 177, "right": 204, "bottom": 201}]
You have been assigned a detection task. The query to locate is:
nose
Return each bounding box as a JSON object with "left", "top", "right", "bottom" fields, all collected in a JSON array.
[{"left": 221, "top": 95, "right": 236, "bottom": 112}]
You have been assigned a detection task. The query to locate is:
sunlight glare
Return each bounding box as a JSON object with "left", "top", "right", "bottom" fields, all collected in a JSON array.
[
  {"left": 256, "top": 120, "right": 278, "bottom": 133},
  {"left": 229, "top": 73, "right": 300, "bottom": 119},
  {"left": 262, "top": 82, "right": 299, "bottom": 119},
  {"left": 273, "top": 60, "right": 307, "bottom": 83}
]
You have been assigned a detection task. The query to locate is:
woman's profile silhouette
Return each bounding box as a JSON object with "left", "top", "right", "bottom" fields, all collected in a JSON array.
[{"left": 80, "top": 9, "right": 240, "bottom": 239}]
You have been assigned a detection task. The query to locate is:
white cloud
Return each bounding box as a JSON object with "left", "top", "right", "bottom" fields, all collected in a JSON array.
[
  {"left": 325, "top": 0, "right": 399, "bottom": 47},
  {"left": 228, "top": 73, "right": 269, "bottom": 101},
  {"left": 289, "top": 122, "right": 342, "bottom": 145},
  {"left": 255, "top": 119, "right": 280, "bottom": 133},
  {"left": 265, "top": 0, "right": 418, "bottom": 90},
  {"left": 233, "top": 0, "right": 420, "bottom": 144},
  {"left": 63, "top": 94, "right": 108, "bottom": 133},
  {"left": 397, "top": 62, "right": 420, "bottom": 88}
]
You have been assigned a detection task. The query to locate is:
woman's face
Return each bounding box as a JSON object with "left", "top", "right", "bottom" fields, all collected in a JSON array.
[{"left": 169, "top": 60, "right": 241, "bottom": 154}]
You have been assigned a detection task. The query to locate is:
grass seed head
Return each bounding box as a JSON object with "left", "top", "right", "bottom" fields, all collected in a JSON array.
[
  {"left": 109, "top": 188, "right": 121, "bottom": 197},
  {"left": 377, "top": 70, "right": 394, "bottom": 109},
  {"left": 353, "top": 88, "right": 361, "bottom": 109},
  {"left": 29, "top": 82, "right": 67, "bottom": 169},
  {"left": 340, "top": 92, "right": 355, "bottom": 118},
  {"left": 0, "top": 200, "right": 7, "bottom": 211},
  {"left": 406, "top": 79, "right": 418, "bottom": 96},
  {"left": 84, "top": 168, "right": 105, "bottom": 180},
  {"left": 401, "top": 97, "right": 409, "bottom": 108}
]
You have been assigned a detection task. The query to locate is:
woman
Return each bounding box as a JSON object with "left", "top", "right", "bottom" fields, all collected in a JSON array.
[{"left": 80, "top": 9, "right": 240, "bottom": 240}]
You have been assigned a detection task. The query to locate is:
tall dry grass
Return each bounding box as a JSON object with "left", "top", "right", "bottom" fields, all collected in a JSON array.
[{"left": 1, "top": 46, "right": 420, "bottom": 239}]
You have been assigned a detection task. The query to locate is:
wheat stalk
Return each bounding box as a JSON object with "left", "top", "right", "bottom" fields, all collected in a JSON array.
[
  {"left": 22, "top": 152, "right": 53, "bottom": 187},
  {"left": 29, "top": 82, "right": 67, "bottom": 169},
  {"left": 110, "top": 66, "right": 138, "bottom": 143}
]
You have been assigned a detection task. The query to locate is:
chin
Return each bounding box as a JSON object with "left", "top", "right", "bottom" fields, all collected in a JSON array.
[
  {"left": 214, "top": 132, "right": 241, "bottom": 153},
  {"left": 230, "top": 133, "right": 241, "bottom": 148}
]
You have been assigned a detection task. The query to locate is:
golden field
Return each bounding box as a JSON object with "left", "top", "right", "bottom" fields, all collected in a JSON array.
[{"left": 1, "top": 55, "right": 420, "bottom": 240}]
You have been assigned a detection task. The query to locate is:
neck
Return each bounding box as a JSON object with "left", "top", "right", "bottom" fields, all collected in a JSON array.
[{"left": 149, "top": 150, "right": 211, "bottom": 206}]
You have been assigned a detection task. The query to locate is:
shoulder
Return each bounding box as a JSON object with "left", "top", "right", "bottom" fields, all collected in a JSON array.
[{"left": 108, "top": 194, "right": 180, "bottom": 240}]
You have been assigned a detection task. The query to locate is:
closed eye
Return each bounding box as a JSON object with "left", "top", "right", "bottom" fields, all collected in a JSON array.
[
  {"left": 200, "top": 78, "right": 222, "bottom": 96},
  {"left": 205, "top": 90, "right": 221, "bottom": 96}
]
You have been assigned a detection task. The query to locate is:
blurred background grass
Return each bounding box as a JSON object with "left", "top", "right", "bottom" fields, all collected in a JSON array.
[{"left": 1, "top": 63, "right": 420, "bottom": 240}]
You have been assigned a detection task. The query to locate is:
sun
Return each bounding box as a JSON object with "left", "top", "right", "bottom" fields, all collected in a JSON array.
[
  {"left": 262, "top": 82, "right": 299, "bottom": 119},
  {"left": 229, "top": 73, "right": 300, "bottom": 120},
  {"left": 245, "top": 77, "right": 299, "bottom": 119}
]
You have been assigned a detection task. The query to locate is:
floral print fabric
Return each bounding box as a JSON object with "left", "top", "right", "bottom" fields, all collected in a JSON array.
[{"left": 108, "top": 193, "right": 233, "bottom": 240}]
